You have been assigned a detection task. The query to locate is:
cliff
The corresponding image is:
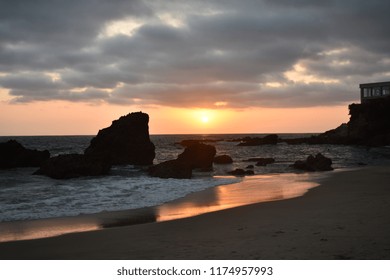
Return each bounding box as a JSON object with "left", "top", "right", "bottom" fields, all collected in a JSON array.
[{"left": 284, "top": 96, "right": 390, "bottom": 146}]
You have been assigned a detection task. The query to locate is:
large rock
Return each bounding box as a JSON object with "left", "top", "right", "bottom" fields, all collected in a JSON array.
[
  {"left": 148, "top": 160, "right": 192, "bottom": 179},
  {"left": 177, "top": 143, "right": 216, "bottom": 170},
  {"left": 85, "top": 112, "right": 155, "bottom": 165},
  {"left": 283, "top": 96, "right": 390, "bottom": 146},
  {"left": 0, "top": 140, "right": 50, "bottom": 169},
  {"left": 34, "top": 154, "right": 111, "bottom": 179},
  {"left": 149, "top": 143, "right": 216, "bottom": 179},
  {"left": 291, "top": 153, "right": 333, "bottom": 172},
  {"left": 213, "top": 155, "right": 233, "bottom": 164}
]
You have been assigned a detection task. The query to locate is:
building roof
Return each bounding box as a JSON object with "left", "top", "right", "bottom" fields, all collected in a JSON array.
[{"left": 360, "top": 81, "right": 390, "bottom": 88}]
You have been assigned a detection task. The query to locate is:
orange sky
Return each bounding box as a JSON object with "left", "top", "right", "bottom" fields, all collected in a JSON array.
[{"left": 0, "top": 100, "right": 351, "bottom": 136}]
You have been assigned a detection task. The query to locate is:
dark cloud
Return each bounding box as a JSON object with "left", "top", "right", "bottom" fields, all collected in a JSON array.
[{"left": 1, "top": 0, "right": 389, "bottom": 108}]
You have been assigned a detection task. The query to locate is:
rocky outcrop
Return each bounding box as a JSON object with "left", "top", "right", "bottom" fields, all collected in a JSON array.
[
  {"left": 237, "top": 134, "right": 278, "bottom": 146},
  {"left": 34, "top": 154, "right": 111, "bottom": 179},
  {"left": 228, "top": 169, "right": 254, "bottom": 176},
  {"left": 346, "top": 98, "right": 390, "bottom": 146},
  {"left": 148, "top": 160, "right": 192, "bottom": 179},
  {"left": 85, "top": 112, "right": 155, "bottom": 165},
  {"left": 291, "top": 153, "right": 333, "bottom": 172},
  {"left": 0, "top": 140, "right": 50, "bottom": 169},
  {"left": 149, "top": 143, "right": 216, "bottom": 179},
  {"left": 213, "top": 155, "right": 233, "bottom": 164},
  {"left": 177, "top": 143, "right": 216, "bottom": 170},
  {"left": 283, "top": 96, "right": 390, "bottom": 146}
]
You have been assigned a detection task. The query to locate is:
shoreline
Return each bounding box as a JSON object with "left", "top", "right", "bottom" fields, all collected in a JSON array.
[
  {"left": 0, "top": 171, "right": 324, "bottom": 243},
  {"left": 0, "top": 166, "right": 389, "bottom": 259}
]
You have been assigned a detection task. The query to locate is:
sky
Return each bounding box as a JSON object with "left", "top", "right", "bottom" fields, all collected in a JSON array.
[{"left": 0, "top": 0, "right": 389, "bottom": 135}]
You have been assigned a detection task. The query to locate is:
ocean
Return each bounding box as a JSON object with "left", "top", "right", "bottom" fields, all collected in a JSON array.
[{"left": 1, "top": 134, "right": 390, "bottom": 223}]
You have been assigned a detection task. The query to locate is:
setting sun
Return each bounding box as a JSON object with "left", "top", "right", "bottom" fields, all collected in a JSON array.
[{"left": 201, "top": 116, "right": 209, "bottom": 123}]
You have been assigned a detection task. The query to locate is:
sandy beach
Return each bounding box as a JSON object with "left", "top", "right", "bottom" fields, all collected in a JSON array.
[{"left": 0, "top": 166, "right": 389, "bottom": 259}]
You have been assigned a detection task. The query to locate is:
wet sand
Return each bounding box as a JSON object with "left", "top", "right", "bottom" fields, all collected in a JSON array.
[{"left": 0, "top": 166, "right": 390, "bottom": 259}]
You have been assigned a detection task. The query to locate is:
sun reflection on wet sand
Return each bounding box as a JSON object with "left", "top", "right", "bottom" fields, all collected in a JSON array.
[
  {"left": 0, "top": 219, "right": 100, "bottom": 243},
  {"left": 156, "top": 173, "right": 320, "bottom": 222}
]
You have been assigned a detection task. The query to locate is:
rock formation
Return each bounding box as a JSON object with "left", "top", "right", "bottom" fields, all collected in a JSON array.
[
  {"left": 177, "top": 143, "right": 216, "bottom": 170},
  {"left": 148, "top": 160, "right": 192, "bottom": 179},
  {"left": 213, "top": 155, "right": 233, "bottom": 164},
  {"left": 0, "top": 140, "right": 50, "bottom": 169},
  {"left": 33, "top": 154, "right": 111, "bottom": 179},
  {"left": 237, "top": 134, "right": 278, "bottom": 146},
  {"left": 291, "top": 153, "right": 333, "bottom": 172},
  {"left": 283, "top": 96, "right": 390, "bottom": 146},
  {"left": 85, "top": 112, "right": 155, "bottom": 165},
  {"left": 228, "top": 168, "right": 254, "bottom": 176},
  {"left": 149, "top": 143, "right": 216, "bottom": 179}
]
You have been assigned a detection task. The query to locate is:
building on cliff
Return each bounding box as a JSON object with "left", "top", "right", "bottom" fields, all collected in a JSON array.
[{"left": 360, "top": 81, "right": 390, "bottom": 103}]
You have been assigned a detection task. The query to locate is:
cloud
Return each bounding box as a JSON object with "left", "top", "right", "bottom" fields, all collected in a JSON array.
[{"left": 1, "top": 0, "right": 389, "bottom": 108}]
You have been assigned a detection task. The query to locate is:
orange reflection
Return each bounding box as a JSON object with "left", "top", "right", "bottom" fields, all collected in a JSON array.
[
  {"left": 0, "top": 218, "right": 100, "bottom": 242},
  {"left": 157, "top": 173, "right": 320, "bottom": 222}
]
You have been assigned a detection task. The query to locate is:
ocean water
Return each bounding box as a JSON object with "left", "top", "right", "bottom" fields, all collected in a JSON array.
[{"left": 1, "top": 134, "right": 390, "bottom": 223}]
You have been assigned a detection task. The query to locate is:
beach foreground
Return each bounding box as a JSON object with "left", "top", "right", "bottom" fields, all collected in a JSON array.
[{"left": 1, "top": 166, "right": 390, "bottom": 259}]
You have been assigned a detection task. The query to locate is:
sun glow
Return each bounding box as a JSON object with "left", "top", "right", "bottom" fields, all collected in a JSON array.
[
  {"left": 201, "top": 116, "right": 209, "bottom": 123},
  {"left": 196, "top": 110, "right": 214, "bottom": 125}
]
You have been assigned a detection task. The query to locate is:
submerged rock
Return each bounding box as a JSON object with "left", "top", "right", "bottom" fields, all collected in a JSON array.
[
  {"left": 85, "top": 112, "right": 155, "bottom": 165},
  {"left": 34, "top": 154, "right": 111, "bottom": 179},
  {"left": 0, "top": 140, "right": 50, "bottom": 169},
  {"left": 213, "top": 155, "right": 233, "bottom": 164},
  {"left": 291, "top": 153, "right": 333, "bottom": 172}
]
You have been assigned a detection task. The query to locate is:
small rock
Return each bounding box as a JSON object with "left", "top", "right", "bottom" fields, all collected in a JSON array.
[
  {"left": 291, "top": 153, "right": 333, "bottom": 171},
  {"left": 228, "top": 169, "right": 254, "bottom": 176},
  {"left": 213, "top": 155, "right": 233, "bottom": 164}
]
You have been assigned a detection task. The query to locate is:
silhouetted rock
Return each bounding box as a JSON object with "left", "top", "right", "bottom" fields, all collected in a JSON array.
[
  {"left": 291, "top": 153, "right": 333, "bottom": 172},
  {"left": 256, "top": 158, "right": 275, "bottom": 166},
  {"left": 228, "top": 168, "right": 254, "bottom": 176},
  {"left": 238, "top": 134, "right": 278, "bottom": 146},
  {"left": 34, "top": 154, "right": 111, "bottom": 179},
  {"left": 85, "top": 112, "right": 155, "bottom": 165},
  {"left": 283, "top": 96, "right": 390, "bottom": 147},
  {"left": 148, "top": 160, "right": 192, "bottom": 179},
  {"left": 177, "top": 143, "right": 216, "bottom": 170},
  {"left": 243, "top": 157, "right": 275, "bottom": 166},
  {"left": 213, "top": 155, "right": 233, "bottom": 164},
  {"left": 148, "top": 143, "right": 216, "bottom": 179},
  {"left": 0, "top": 140, "right": 50, "bottom": 169},
  {"left": 246, "top": 165, "right": 254, "bottom": 169}
]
